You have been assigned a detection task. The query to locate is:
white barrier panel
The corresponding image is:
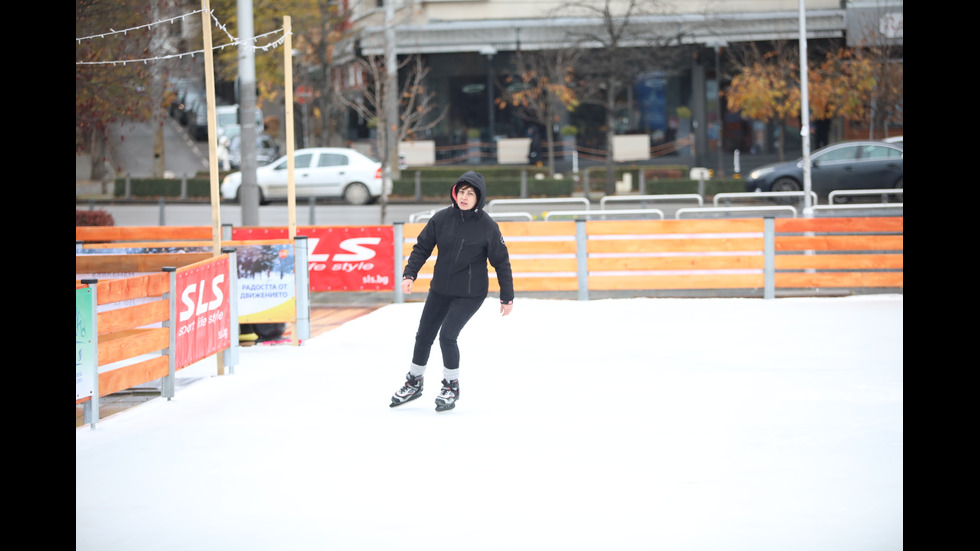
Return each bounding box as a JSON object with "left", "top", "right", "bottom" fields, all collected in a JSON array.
[
  {"left": 612, "top": 135, "right": 651, "bottom": 162},
  {"left": 497, "top": 137, "right": 531, "bottom": 164},
  {"left": 399, "top": 140, "right": 436, "bottom": 166}
]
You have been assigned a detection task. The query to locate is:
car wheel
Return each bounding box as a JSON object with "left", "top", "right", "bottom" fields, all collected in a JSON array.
[
  {"left": 771, "top": 177, "right": 801, "bottom": 193},
  {"left": 343, "top": 182, "right": 371, "bottom": 205},
  {"left": 770, "top": 177, "right": 801, "bottom": 204}
]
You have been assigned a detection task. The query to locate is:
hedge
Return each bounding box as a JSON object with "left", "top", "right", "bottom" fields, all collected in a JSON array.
[{"left": 112, "top": 165, "right": 745, "bottom": 201}]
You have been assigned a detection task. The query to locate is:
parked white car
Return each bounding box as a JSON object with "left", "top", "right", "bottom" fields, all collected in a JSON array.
[{"left": 220, "top": 147, "right": 387, "bottom": 205}]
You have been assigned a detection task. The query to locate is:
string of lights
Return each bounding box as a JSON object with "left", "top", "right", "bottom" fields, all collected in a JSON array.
[
  {"left": 75, "top": 9, "right": 206, "bottom": 43},
  {"left": 76, "top": 9, "right": 289, "bottom": 66}
]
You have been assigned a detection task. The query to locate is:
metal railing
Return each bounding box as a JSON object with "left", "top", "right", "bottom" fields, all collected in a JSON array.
[
  {"left": 599, "top": 194, "right": 704, "bottom": 209},
  {"left": 675, "top": 205, "right": 798, "bottom": 218},
  {"left": 544, "top": 209, "right": 665, "bottom": 221},
  {"left": 713, "top": 191, "right": 819, "bottom": 206},
  {"left": 828, "top": 189, "right": 903, "bottom": 204},
  {"left": 486, "top": 197, "right": 591, "bottom": 213}
]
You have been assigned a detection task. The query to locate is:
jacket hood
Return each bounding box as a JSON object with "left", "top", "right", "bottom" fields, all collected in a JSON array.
[{"left": 451, "top": 171, "right": 487, "bottom": 211}]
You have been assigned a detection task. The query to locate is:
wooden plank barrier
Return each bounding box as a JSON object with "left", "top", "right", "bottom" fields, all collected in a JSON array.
[
  {"left": 76, "top": 225, "right": 213, "bottom": 243},
  {"left": 76, "top": 253, "right": 237, "bottom": 426},
  {"left": 585, "top": 218, "right": 766, "bottom": 291},
  {"left": 76, "top": 271, "right": 171, "bottom": 404},
  {"left": 772, "top": 216, "right": 903, "bottom": 290},
  {"left": 399, "top": 216, "right": 902, "bottom": 296}
]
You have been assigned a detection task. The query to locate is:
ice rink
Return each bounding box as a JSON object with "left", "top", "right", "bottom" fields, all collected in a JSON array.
[{"left": 76, "top": 295, "right": 903, "bottom": 550}]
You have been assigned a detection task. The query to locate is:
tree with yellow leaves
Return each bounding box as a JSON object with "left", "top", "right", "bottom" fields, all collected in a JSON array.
[{"left": 726, "top": 41, "right": 887, "bottom": 160}]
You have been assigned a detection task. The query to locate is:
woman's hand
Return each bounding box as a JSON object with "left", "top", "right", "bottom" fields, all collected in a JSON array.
[
  {"left": 500, "top": 301, "right": 513, "bottom": 316},
  {"left": 401, "top": 278, "right": 414, "bottom": 294}
]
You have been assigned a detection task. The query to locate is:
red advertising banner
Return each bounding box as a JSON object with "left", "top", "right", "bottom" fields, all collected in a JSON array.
[
  {"left": 233, "top": 227, "right": 394, "bottom": 292},
  {"left": 175, "top": 256, "right": 231, "bottom": 369}
]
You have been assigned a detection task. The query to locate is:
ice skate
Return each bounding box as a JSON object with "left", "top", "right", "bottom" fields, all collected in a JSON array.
[
  {"left": 390, "top": 373, "right": 423, "bottom": 407},
  {"left": 435, "top": 379, "right": 459, "bottom": 412}
]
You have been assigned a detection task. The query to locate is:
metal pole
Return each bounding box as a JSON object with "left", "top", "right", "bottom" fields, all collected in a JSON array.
[
  {"left": 236, "top": 0, "right": 260, "bottom": 226},
  {"left": 575, "top": 219, "right": 589, "bottom": 301},
  {"left": 163, "top": 267, "right": 178, "bottom": 396},
  {"left": 80, "top": 279, "right": 100, "bottom": 428},
  {"left": 763, "top": 217, "right": 775, "bottom": 299},
  {"left": 294, "top": 236, "right": 311, "bottom": 344},
  {"left": 393, "top": 223, "right": 404, "bottom": 304},
  {"left": 798, "top": 0, "right": 813, "bottom": 217},
  {"left": 222, "top": 247, "right": 239, "bottom": 373}
]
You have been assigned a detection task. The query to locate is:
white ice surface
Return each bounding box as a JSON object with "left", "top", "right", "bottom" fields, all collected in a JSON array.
[{"left": 77, "top": 295, "right": 903, "bottom": 550}]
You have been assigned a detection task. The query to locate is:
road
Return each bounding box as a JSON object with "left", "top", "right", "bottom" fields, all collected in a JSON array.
[{"left": 108, "top": 116, "right": 211, "bottom": 179}]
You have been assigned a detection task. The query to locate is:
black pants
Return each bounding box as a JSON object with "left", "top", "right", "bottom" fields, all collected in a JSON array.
[{"left": 412, "top": 290, "right": 484, "bottom": 372}]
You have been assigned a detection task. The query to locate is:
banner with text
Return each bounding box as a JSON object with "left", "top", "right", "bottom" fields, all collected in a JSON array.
[
  {"left": 76, "top": 287, "right": 95, "bottom": 401},
  {"left": 235, "top": 243, "right": 297, "bottom": 323},
  {"left": 176, "top": 256, "right": 231, "bottom": 370},
  {"left": 233, "top": 227, "right": 394, "bottom": 292}
]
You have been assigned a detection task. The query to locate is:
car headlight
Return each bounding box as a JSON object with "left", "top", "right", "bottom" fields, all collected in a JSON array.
[{"left": 748, "top": 167, "right": 775, "bottom": 180}]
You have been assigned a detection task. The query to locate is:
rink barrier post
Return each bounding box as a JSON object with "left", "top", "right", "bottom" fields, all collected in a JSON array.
[
  {"left": 79, "top": 279, "right": 100, "bottom": 427},
  {"left": 294, "top": 236, "right": 311, "bottom": 344},
  {"left": 394, "top": 223, "right": 404, "bottom": 304},
  {"left": 163, "top": 267, "right": 177, "bottom": 399},
  {"left": 222, "top": 248, "right": 240, "bottom": 373},
  {"left": 764, "top": 217, "right": 775, "bottom": 299},
  {"left": 575, "top": 219, "right": 589, "bottom": 301}
]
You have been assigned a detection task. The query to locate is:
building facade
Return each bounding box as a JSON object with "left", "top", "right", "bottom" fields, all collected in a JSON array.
[{"left": 333, "top": 0, "right": 901, "bottom": 165}]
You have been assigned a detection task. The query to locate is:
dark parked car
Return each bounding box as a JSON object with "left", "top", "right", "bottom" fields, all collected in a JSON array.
[
  {"left": 187, "top": 100, "right": 209, "bottom": 140},
  {"left": 744, "top": 140, "right": 903, "bottom": 197}
]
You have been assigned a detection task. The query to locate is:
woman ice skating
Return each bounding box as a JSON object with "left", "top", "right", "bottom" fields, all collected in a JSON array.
[{"left": 391, "top": 171, "right": 514, "bottom": 411}]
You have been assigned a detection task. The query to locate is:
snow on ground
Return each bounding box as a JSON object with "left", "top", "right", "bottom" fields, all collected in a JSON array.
[{"left": 76, "top": 295, "right": 903, "bottom": 551}]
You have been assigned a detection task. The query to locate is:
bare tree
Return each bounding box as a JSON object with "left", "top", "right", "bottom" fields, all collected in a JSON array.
[
  {"left": 558, "top": 0, "right": 695, "bottom": 195},
  {"left": 335, "top": 53, "right": 446, "bottom": 220},
  {"left": 336, "top": 54, "right": 446, "bottom": 156},
  {"left": 850, "top": 6, "right": 903, "bottom": 139},
  {"left": 497, "top": 47, "right": 584, "bottom": 177}
]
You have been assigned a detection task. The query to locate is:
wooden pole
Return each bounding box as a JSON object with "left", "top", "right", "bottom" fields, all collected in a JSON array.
[
  {"left": 200, "top": 0, "right": 221, "bottom": 256},
  {"left": 201, "top": 0, "right": 226, "bottom": 374},
  {"left": 284, "top": 16, "right": 296, "bottom": 240},
  {"left": 283, "top": 16, "right": 299, "bottom": 345}
]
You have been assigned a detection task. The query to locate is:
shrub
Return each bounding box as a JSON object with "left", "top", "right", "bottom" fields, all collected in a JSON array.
[
  {"left": 76, "top": 209, "right": 115, "bottom": 226},
  {"left": 112, "top": 177, "right": 213, "bottom": 199}
]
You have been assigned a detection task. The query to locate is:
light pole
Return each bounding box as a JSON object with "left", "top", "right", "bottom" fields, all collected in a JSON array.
[{"left": 798, "top": 0, "right": 813, "bottom": 217}]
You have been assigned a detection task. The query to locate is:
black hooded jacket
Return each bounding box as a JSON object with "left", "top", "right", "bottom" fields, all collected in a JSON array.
[{"left": 402, "top": 171, "right": 514, "bottom": 303}]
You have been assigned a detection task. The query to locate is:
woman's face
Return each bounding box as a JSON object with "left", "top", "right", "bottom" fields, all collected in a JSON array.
[{"left": 456, "top": 185, "right": 478, "bottom": 210}]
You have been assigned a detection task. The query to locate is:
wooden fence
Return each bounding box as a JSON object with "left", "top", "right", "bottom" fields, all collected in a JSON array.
[
  {"left": 396, "top": 216, "right": 903, "bottom": 299},
  {"left": 76, "top": 252, "right": 237, "bottom": 427}
]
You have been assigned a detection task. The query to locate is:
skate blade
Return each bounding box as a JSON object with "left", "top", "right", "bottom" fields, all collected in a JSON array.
[
  {"left": 434, "top": 402, "right": 456, "bottom": 412},
  {"left": 390, "top": 393, "right": 421, "bottom": 408}
]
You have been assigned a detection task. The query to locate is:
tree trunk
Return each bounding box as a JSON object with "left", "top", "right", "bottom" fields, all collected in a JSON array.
[{"left": 88, "top": 128, "right": 113, "bottom": 192}]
